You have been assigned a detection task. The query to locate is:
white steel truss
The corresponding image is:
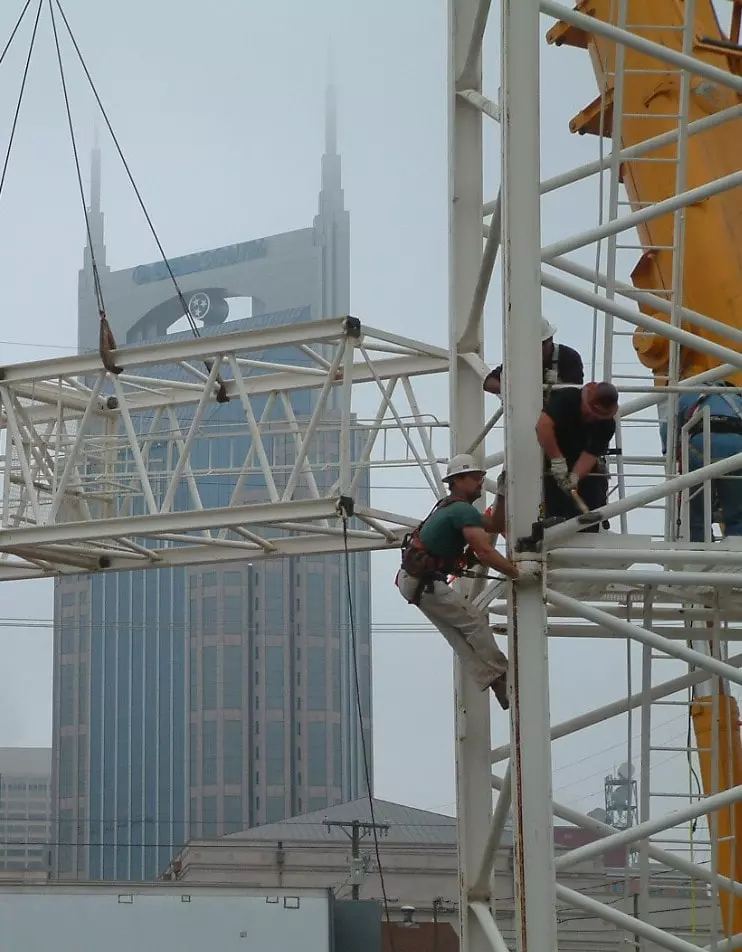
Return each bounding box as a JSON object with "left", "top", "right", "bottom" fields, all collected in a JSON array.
[{"left": 0, "top": 317, "right": 448, "bottom": 579}]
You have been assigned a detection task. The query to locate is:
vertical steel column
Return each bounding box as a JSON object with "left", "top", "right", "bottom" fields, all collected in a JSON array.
[
  {"left": 501, "top": 1, "right": 558, "bottom": 951},
  {"left": 448, "top": 2, "right": 493, "bottom": 950}
]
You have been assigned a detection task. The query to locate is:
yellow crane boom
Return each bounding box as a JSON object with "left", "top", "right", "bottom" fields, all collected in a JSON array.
[{"left": 548, "top": 0, "right": 742, "bottom": 387}]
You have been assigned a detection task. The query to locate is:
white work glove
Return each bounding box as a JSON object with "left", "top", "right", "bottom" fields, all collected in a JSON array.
[
  {"left": 544, "top": 368, "right": 558, "bottom": 386},
  {"left": 550, "top": 456, "right": 568, "bottom": 486},
  {"left": 567, "top": 471, "right": 580, "bottom": 491}
]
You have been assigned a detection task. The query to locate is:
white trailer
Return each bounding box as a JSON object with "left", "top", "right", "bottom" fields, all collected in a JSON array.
[{"left": 0, "top": 883, "right": 333, "bottom": 952}]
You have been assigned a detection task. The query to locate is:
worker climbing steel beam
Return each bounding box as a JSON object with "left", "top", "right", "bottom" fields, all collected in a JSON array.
[
  {"left": 537, "top": 381, "right": 619, "bottom": 529},
  {"left": 395, "top": 454, "right": 520, "bottom": 710}
]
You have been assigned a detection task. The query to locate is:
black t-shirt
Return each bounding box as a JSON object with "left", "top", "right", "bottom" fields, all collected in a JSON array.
[
  {"left": 542, "top": 387, "right": 615, "bottom": 469},
  {"left": 485, "top": 343, "right": 584, "bottom": 389}
]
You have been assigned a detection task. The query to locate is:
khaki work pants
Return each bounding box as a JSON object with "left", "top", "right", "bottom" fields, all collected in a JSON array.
[{"left": 396, "top": 569, "right": 508, "bottom": 691}]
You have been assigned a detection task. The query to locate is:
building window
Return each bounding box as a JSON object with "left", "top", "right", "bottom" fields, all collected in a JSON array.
[
  {"left": 59, "top": 664, "right": 75, "bottom": 726},
  {"left": 222, "top": 646, "right": 242, "bottom": 709},
  {"left": 202, "top": 572, "right": 217, "bottom": 589},
  {"left": 202, "top": 596, "right": 217, "bottom": 634},
  {"left": 223, "top": 721, "right": 242, "bottom": 786},
  {"left": 60, "top": 622, "right": 75, "bottom": 656},
  {"left": 223, "top": 595, "right": 242, "bottom": 636},
  {"left": 266, "top": 796, "right": 285, "bottom": 823},
  {"left": 308, "top": 722, "right": 327, "bottom": 787},
  {"left": 78, "top": 662, "right": 88, "bottom": 724},
  {"left": 307, "top": 648, "right": 326, "bottom": 712},
  {"left": 202, "top": 646, "right": 217, "bottom": 710},
  {"left": 202, "top": 721, "right": 218, "bottom": 786},
  {"left": 202, "top": 796, "right": 217, "bottom": 837},
  {"left": 266, "top": 722, "right": 285, "bottom": 785},
  {"left": 223, "top": 795, "right": 243, "bottom": 834},
  {"left": 265, "top": 647, "right": 284, "bottom": 711}
]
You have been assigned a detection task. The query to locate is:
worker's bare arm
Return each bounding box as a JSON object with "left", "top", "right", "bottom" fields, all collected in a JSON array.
[
  {"left": 572, "top": 452, "right": 599, "bottom": 479},
  {"left": 462, "top": 526, "right": 518, "bottom": 578},
  {"left": 535, "top": 411, "right": 562, "bottom": 458}
]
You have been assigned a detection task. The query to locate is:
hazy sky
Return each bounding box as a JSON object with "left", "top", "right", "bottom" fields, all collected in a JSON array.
[{"left": 0, "top": 0, "right": 732, "bottom": 841}]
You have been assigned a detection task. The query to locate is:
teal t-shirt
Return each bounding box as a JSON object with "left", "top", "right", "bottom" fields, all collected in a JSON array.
[{"left": 418, "top": 500, "right": 484, "bottom": 573}]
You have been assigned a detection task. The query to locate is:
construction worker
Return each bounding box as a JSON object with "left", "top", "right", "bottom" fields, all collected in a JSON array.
[
  {"left": 485, "top": 318, "right": 585, "bottom": 539},
  {"left": 483, "top": 317, "right": 584, "bottom": 397},
  {"left": 536, "top": 381, "right": 619, "bottom": 530},
  {"left": 396, "top": 454, "right": 519, "bottom": 710},
  {"left": 673, "top": 385, "right": 742, "bottom": 541}
]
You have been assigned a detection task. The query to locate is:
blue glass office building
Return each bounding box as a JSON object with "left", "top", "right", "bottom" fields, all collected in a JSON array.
[{"left": 51, "top": 96, "right": 372, "bottom": 880}]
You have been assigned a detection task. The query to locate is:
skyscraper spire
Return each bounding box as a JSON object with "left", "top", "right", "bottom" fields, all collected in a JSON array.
[
  {"left": 90, "top": 138, "right": 101, "bottom": 218},
  {"left": 318, "top": 65, "right": 343, "bottom": 210},
  {"left": 325, "top": 55, "right": 337, "bottom": 157},
  {"left": 315, "top": 60, "right": 350, "bottom": 319},
  {"left": 85, "top": 138, "right": 106, "bottom": 264}
]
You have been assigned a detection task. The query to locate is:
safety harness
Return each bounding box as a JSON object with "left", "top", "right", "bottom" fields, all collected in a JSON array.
[{"left": 399, "top": 495, "right": 467, "bottom": 605}]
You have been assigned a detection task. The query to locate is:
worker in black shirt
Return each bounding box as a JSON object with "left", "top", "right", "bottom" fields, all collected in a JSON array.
[
  {"left": 536, "top": 382, "right": 619, "bottom": 530},
  {"left": 485, "top": 318, "right": 585, "bottom": 540},
  {"left": 483, "top": 318, "right": 584, "bottom": 397}
]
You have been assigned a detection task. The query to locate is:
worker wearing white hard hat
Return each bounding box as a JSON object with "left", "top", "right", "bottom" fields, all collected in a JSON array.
[
  {"left": 396, "top": 453, "right": 519, "bottom": 710},
  {"left": 483, "top": 317, "right": 584, "bottom": 397}
]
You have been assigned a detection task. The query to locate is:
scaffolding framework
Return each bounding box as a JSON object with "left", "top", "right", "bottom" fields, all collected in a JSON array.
[
  {"left": 0, "top": 0, "right": 741, "bottom": 949},
  {"left": 452, "top": 0, "right": 742, "bottom": 950}
]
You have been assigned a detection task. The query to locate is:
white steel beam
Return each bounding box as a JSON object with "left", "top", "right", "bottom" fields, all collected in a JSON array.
[
  {"left": 501, "top": 3, "right": 557, "bottom": 952},
  {"left": 541, "top": 171, "right": 742, "bottom": 262},
  {"left": 541, "top": 272, "right": 742, "bottom": 372},
  {"left": 540, "top": 0, "right": 742, "bottom": 95},
  {"left": 483, "top": 104, "right": 742, "bottom": 214},
  {"left": 546, "top": 589, "right": 742, "bottom": 687},
  {"left": 548, "top": 255, "right": 742, "bottom": 351},
  {"left": 491, "top": 773, "right": 742, "bottom": 900},
  {"left": 449, "top": 2, "right": 494, "bottom": 949},
  {"left": 490, "top": 652, "right": 742, "bottom": 763},
  {"left": 544, "top": 450, "right": 742, "bottom": 542}
]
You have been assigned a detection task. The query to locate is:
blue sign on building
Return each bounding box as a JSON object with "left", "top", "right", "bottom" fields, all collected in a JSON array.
[{"left": 133, "top": 239, "right": 268, "bottom": 286}]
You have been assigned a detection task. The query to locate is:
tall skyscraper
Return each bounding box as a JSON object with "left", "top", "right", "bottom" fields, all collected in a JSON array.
[{"left": 51, "top": 88, "right": 372, "bottom": 881}]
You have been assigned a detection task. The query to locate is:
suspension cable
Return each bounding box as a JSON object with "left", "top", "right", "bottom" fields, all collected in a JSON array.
[
  {"left": 48, "top": 0, "right": 121, "bottom": 375},
  {"left": 52, "top": 0, "right": 228, "bottom": 400},
  {"left": 0, "top": 0, "right": 43, "bottom": 205},
  {"left": 0, "top": 0, "right": 34, "bottom": 71}
]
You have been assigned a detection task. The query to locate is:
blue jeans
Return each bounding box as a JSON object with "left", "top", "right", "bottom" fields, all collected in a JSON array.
[{"left": 688, "top": 432, "right": 742, "bottom": 541}]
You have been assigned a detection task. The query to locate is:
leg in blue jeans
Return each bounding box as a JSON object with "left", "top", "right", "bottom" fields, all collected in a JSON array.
[{"left": 688, "top": 432, "right": 742, "bottom": 541}]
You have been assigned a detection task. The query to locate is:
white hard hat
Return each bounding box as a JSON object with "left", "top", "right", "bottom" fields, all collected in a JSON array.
[
  {"left": 541, "top": 317, "right": 557, "bottom": 342},
  {"left": 443, "top": 453, "right": 485, "bottom": 482}
]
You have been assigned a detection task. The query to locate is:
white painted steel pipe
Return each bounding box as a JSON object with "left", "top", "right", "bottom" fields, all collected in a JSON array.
[
  {"left": 549, "top": 568, "right": 742, "bottom": 588},
  {"left": 556, "top": 883, "right": 716, "bottom": 952},
  {"left": 544, "top": 449, "right": 742, "bottom": 542},
  {"left": 542, "top": 272, "right": 742, "bottom": 373},
  {"left": 554, "top": 784, "right": 742, "bottom": 870},
  {"left": 492, "top": 773, "right": 742, "bottom": 900},
  {"left": 546, "top": 589, "right": 742, "bottom": 687},
  {"left": 540, "top": 0, "right": 742, "bottom": 95},
  {"left": 549, "top": 546, "right": 742, "bottom": 566},
  {"left": 491, "top": 653, "right": 742, "bottom": 763}
]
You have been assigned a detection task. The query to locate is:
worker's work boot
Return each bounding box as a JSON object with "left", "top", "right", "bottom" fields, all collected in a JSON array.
[{"left": 490, "top": 674, "right": 509, "bottom": 711}]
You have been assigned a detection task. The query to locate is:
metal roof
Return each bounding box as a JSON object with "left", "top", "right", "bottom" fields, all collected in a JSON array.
[{"left": 223, "top": 798, "right": 458, "bottom": 847}]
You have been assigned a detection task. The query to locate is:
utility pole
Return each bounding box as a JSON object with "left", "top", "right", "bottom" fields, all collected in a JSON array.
[{"left": 323, "top": 818, "right": 390, "bottom": 900}]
